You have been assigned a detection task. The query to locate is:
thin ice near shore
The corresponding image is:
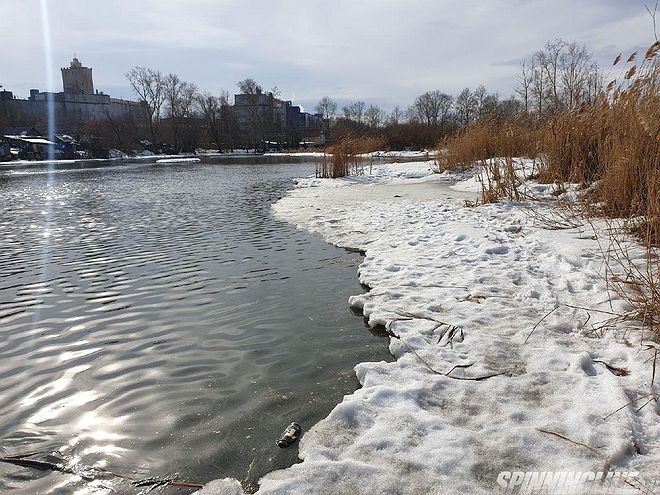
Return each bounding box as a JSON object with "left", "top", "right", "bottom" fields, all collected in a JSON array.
[{"left": 197, "top": 160, "right": 659, "bottom": 495}]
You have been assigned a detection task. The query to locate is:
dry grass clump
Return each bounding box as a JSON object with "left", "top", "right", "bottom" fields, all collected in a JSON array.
[
  {"left": 435, "top": 117, "right": 539, "bottom": 172},
  {"left": 316, "top": 136, "right": 385, "bottom": 178},
  {"left": 479, "top": 158, "right": 527, "bottom": 204}
]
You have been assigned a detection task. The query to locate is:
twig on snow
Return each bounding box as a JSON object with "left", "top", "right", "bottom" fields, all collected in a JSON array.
[
  {"left": 603, "top": 393, "right": 655, "bottom": 420},
  {"left": 524, "top": 306, "right": 560, "bottom": 343},
  {"left": 385, "top": 323, "right": 508, "bottom": 381},
  {"left": 593, "top": 359, "right": 629, "bottom": 376},
  {"left": 537, "top": 429, "right": 602, "bottom": 453}
]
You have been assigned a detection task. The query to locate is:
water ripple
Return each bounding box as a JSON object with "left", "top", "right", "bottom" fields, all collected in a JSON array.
[{"left": 0, "top": 159, "right": 390, "bottom": 494}]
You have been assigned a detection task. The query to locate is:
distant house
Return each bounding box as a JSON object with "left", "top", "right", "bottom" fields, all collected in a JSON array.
[
  {"left": 0, "top": 137, "right": 13, "bottom": 162},
  {"left": 1, "top": 126, "right": 43, "bottom": 137},
  {"left": 2, "top": 128, "right": 80, "bottom": 159},
  {"left": 1, "top": 134, "right": 56, "bottom": 160},
  {"left": 301, "top": 127, "right": 326, "bottom": 147}
]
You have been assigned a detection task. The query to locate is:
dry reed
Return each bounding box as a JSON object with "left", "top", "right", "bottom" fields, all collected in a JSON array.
[
  {"left": 316, "top": 136, "right": 385, "bottom": 178},
  {"left": 435, "top": 117, "right": 539, "bottom": 173}
]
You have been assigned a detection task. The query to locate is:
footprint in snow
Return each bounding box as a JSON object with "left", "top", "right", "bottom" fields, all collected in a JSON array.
[{"left": 485, "top": 245, "right": 510, "bottom": 255}]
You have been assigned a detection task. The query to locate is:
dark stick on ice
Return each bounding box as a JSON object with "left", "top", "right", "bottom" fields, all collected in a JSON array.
[
  {"left": 593, "top": 359, "right": 629, "bottom": 376},
  {"left": 652, "top": 347, "right": 658, "bottom": 387},
  {"left": 0, "top": 452, "right": 204, "bottom": 490}
]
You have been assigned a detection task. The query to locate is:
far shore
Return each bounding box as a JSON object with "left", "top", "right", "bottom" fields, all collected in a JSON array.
[{"left": 0, "top": 149, "right": 440, "bottom": 169}]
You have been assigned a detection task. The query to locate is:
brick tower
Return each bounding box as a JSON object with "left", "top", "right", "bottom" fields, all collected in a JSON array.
[{"left": 61, "top": 57, "right": 94, "bottom": 95}]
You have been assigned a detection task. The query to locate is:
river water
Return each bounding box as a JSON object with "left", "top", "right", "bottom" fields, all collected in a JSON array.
[{"left": 0, "top": 157, "right": 391, "bottom": 494}]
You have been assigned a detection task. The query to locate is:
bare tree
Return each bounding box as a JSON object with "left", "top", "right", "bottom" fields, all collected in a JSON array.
[
  {"left": 315, "top": 96, "right": 337, "bottom": 121},
  {"left": 538, "top": 39, "right": 568, "bottom": 111},
  {"left": 163, "top": 73, "right": 199, "bottom": 152},
  {"left": 126, "top": 67, "right": 165, "bottom": 142},
  {"left": 197, "top": 91, "right": 223, "bottom": 152},
  {"left": 342, "top": 101, "right": 366, "bottom": 124},
  {"left": 236, "top": 78, "right": 266, "bottom": 150},
  {"left": 219, "top": 90, "right": 239, "bottom": 151},
  {"left": 482, "top": 93, "right": 500, "bottom": 117},
  {"left": 237, "top": 78, "right": 263, "bottom": 95},
  {"left": 496, "top": 96, "right": 522, "bottom": 120},
  {"left": 405, "top": 105, "right": 421, "bottom": 123},
  {"left": 646, "top": 1, "right": 658, "bottom": 41},
  {"left": 473, "top": 85, "right": 488, "bottom": 118},
  {"left": 559, "top": 42, "right": 598, "bottom": 108},
  {"left": 389, "top": 106, "right": 404, "bottom": 125},
  {"left": 413, "top": 90, "right": 453, "bottom": 126},
  {"left": 454, "top": 88, "right": 477, "bottom": 125},
  {"left": 103, "top": 109, "right": 140, "bottom": 148},
  {"left": 530, "top": 59, "right": 546, "bottom": 116},
  {"left": 515, "top": 59, "right": 533, "bottom": 114},
  {"left": 584, "top": 69, "right": 603, "bottom": 105},
  {"left": 520, "top": 39, "right": 601, "bottom": 115},
  {"left": 365, "top": 104, "right": 386, "bottom": 129}
]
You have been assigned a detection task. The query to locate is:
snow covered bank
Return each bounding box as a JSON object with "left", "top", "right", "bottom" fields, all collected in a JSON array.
[
  {"left": 359, "top": 149, "right": 438, "bottom": 159},
  {"left": 264, "top": 150, "right": 438, "bottom": 160},
  {"left": 198, "top": 161, "right": 659, "bottom": 494},
  {"left": 0, "top": 153, "right": 199, "bottom": 168},
  {"left": 156, "top": 157, "right": 201, "bottom": 164},
  {"left": 263, "top": 151, "right": 326, "bottom": 158}
]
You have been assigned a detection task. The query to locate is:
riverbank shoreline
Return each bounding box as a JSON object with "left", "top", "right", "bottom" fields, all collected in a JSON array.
[
  {"left": 0, "top": 152, "right": 233, "bottom": 169},
  {"left": 198, "top": 160, "right": 658, "bottom": 495}
]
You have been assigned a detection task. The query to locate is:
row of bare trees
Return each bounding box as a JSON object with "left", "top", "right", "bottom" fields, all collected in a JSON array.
[
  {"left": 318, "top": 85, "right": 521, "bottom": 132},
  {"left": 314, "top": 84, "right": 522, "bottom": 150},
  {"left": 515, "top": 39, "right": 602, "bottom": 115},
  {"left": 310, "top": 38, "right": 602, "bottom": 149},
  {"left": 125, "top": 67, "right": 243, "bottom": 152}
]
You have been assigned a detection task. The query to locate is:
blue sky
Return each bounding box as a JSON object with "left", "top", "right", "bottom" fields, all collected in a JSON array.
[{"left": 0, "top": 0, "right": 654, "bottom": 111}]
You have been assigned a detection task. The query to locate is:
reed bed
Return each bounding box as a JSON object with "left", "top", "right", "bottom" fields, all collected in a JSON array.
[
  {"left": 435, "top": 117, "right": 539, "bottom": 172},
  {"left": 542, "top": 42, "right": 659, "bottom": 246},
  {"left": 437, "top": 42, "right": 659, "bottom": 333}
]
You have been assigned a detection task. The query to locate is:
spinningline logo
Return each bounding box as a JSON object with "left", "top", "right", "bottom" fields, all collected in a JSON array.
[{"left": 496, "top": 471, "right": 657, "bottom": 494}]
